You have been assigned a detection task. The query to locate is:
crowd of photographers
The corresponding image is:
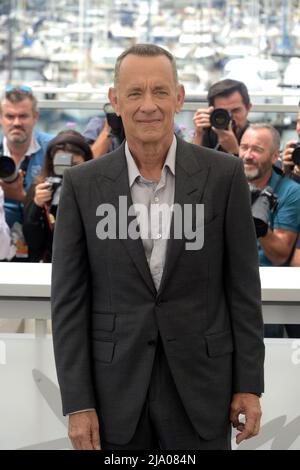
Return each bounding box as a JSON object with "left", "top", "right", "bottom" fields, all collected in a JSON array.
[{"left": 1, "top": 82, "right": 300, "bottom": 335}]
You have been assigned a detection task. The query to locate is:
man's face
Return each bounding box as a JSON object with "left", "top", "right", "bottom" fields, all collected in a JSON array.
[
  {"left": 239, "top": 128, "right": 278, "bottom": 182},
  {"left": 0, "top": 98, "right": 39, "bottom": 146},
  {"left": 296, "top": 111, "right": 300, "bottom": 138},
  {"left": 109, "top": 54, "right": 185, "bottom": 147},
  {"left": 213, "top": 91, "right": 251, "bottom": 131}
]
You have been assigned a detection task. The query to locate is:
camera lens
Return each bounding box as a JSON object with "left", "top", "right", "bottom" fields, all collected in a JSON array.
[
  {"left": 291, "top": 144, "right": 300, "bottom": 166},
  {"left": 210, "top": 108, "right": 231, "bottom": 130},
  {"left": 0, "top": 156, "right": 19, "bottom": 182}
]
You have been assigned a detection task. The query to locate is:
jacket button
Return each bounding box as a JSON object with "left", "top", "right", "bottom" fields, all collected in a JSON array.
[{"left": 148, "top": 340, "right": 157, "bottom": 346}]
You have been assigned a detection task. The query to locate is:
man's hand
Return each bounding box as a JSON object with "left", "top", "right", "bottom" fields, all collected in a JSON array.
[
  {"left": 282, "top": 140, "right": 297, "bottom": 173},
  {"left": 91, "top": 119, "right": 113, "bottom": 158},
  {"left": 68, "top": 410, "right": 101, "bottom": 450},
  {"left": 212, "top": 121, "right": 239, "bottom": 154},
  {"left": 34, "top": 181, "right": 53, "bottom": 207},
  {"left": 0, "top": 170, "right": 26, "bottom": 202},
  {"left": 192, "top": 106, "right": 214, "bottom": 145},
  {"left": 230, "top": 393, "right": 262, "bottom": 445}
]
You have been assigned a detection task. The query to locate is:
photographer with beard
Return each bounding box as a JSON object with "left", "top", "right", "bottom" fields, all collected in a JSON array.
[
  {"left": 239, "top": 124, "right": 300, "bottom": 337},
  {"left": 193, "top": 79, "right": 252, "bottom": 155},
  {"left": 0, "top": 86, "right": 53, "bottom": 260},
  {"left": 239, "top": 124, "right": 300, "bottom": 267},
  {"left": 23, "top": 130, "right": 93, "bottom": 262}
]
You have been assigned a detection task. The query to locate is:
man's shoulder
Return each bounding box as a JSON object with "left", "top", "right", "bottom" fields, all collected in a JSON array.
[
  {"left": 82, "top": 116, "right": 104, "bottom": 142},
  {"left": 34, "top": 131, "right": 54, "bottom": 147},
  {"left": 276, "top": 174, "right": 300, "bottom": 201}
]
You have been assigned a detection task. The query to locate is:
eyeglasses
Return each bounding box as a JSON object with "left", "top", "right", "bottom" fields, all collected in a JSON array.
[{"left": 5, "top": 85, "right": 33, "bottom": 93}]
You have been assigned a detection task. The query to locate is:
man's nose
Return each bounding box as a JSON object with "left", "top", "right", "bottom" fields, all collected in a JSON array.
[
  {"left": 140, "top": 93, "right": 157, "bottom": 112},
  {"left": 12, "top": 116, "right": 22, "bottom": 126},
  {"left": 242, "top": 147, "right": 253, "bottom": 159}
]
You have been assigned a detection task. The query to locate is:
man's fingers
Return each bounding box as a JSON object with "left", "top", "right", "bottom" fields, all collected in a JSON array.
[
  {"left": 91, "top": 424, "right": 101, "bottom": 450},
  {"left": 235, "top": 415, "right": 260, "bottom": 445}
]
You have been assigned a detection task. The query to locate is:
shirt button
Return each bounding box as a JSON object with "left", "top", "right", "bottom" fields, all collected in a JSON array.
[
  {"left": 156, "top": 233, "right": 162, "bottom": 239},
  {"left": 154, "top": 196, "right": 159, "bottom": 203}
]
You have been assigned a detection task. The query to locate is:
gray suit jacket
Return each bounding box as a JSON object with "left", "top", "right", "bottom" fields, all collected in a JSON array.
[{"left": 51, "top": 137, "right": 264, "bottom": 444}]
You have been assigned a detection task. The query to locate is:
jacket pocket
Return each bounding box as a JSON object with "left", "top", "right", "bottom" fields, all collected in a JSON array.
[
  {"left": 205, "top": 330, "right": 233, "bottom": 357},
  {"left": 93, "top": 340, "right": 115, "bottom": 363},
  {"left": 92, "top": 312, "right": 116, "bottom": 332}
]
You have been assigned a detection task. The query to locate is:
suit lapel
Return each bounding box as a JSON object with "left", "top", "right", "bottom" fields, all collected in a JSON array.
[
  {"left": 157, "top": 140, "right": 211, "bottom": 297},
  {"left": 96, "top": 145, "right": 156, "bottom": 296}
]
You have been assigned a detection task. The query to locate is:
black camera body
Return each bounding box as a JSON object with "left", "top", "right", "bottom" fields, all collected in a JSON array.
[
  {"left": 210, "top": 108, "right": 232, "bottom": 130},
  {"left": 249, "top": 184, "right": 278, "bottom": 238},
  {"left": 103, "top": 103, "right": 125, "bottom": 140},
  {"left": 45, "top": 176, "right": 62, "bottom": 209},
  {"left": 291, "top": 142, "right": 300, "bottom": 166}
]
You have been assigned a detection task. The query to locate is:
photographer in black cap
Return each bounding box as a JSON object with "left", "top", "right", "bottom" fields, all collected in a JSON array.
[
  {"left": 193, "top": 79, "right": 252, "bottom": 155},
  {"left": 23, "top": 130, "right": 93, "bottom": 262}
]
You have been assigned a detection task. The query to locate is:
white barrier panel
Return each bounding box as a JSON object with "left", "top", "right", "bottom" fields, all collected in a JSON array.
[
  {"left": 0, "top": 335, "right": 70, "bottom": 450},
  {"left": 0, "top": 335, "right": 300, "bottom": 450}
]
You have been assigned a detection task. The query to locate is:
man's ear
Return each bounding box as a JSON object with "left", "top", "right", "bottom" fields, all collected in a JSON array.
[
  {"left": 108, "top": 87, "right": 120, "bottom": 116},
  {"left": 175, "top": 85, "right": 185, "bottom": 114},
  {"left": 33, "top": 111, "right": 40, "bottom": 124},
  {"left": 272, "top": 150, "right": 279, "bottom": 165}
]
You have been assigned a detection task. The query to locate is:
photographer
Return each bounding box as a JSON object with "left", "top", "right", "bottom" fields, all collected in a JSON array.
[
  {"left": 193, "top": 79, "right": 252, "bottom": 155},
  {"left": 240, "top": 124, "right": 300, "bottom": 337},
  {"left": 23, "top": 130, "right": 93, "bottom": 262},
  {"left": 83, "top": 103, "right": 184, "bottom": 159},
  {"left": 82, "top": 103, "right": 125, "bottom": 158},
  {"left": 0, "top": 86, "right": 53, "bottom": 260},
  {"left": 281, "top": 105, "right": 300, "bottom": 267},
  {"left": 0, "top": 186, "right": 12, "bottom": 260},
  {"left": 239, "top": 123, "right": 300, "bottom": 267},
  {"left": 281, "top": 103, "right": 300, "bottom": 183}
]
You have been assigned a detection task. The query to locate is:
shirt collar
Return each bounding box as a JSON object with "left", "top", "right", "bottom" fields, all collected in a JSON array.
[
  {"left": 125, "top": 135, "right": 177, "bottom": 188},
  {"left": 2, "top": 133, "right": 40, "bottom": 159}
]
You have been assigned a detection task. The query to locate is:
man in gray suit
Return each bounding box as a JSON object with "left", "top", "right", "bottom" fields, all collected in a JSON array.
[{"left": 51, "top": 44, "right": 264, "bottom": 450}]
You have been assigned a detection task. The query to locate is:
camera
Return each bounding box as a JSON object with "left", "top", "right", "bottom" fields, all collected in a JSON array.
[
  {"left": 45, "top": 176, "right": 62, "bottom": 209},
  {"left": 0, "top": 156, "right": 19, "bottom": 183},
  {"left": 249, "top": 184, "right": 278, "bottom": 238},
  {"left": 103, "top": 103, "right": 125, "bottom": 140},
  {"left": 291, "top": 143, "right": 300, "bottom": 166},
  {"left": 45, "top": 152, "right": 73, "bottom": 209},
  {"left": 210, "top": 108, "right": 232, "bottom": 130}
]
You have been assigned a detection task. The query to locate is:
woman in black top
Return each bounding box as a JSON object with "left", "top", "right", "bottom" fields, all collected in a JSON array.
[{"left": 23, "top": 130, "right": 93, "bottom": 262}]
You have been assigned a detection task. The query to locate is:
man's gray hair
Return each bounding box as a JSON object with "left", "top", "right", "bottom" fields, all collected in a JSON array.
[
  {"left": 247, "top": 123, "right": 281, "bottom": 153},
  {"left": 0, "top": 87, "right": 38, "bottom": 114},
  {"left": 113, "top": 43, "right": 178, "bottom": 88}
]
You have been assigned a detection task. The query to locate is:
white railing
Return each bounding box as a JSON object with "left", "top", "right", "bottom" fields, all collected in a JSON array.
[
  {"left": 1, "top": 264, "right": 300, "bottom": 329},
  {"left": 1, "top": 264, "right": 300, "bottom": 449}
]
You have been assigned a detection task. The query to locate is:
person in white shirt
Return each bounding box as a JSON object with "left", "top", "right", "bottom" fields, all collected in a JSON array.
[{"left": 0, "top": 186, "right": 12, "bottom": 260}]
